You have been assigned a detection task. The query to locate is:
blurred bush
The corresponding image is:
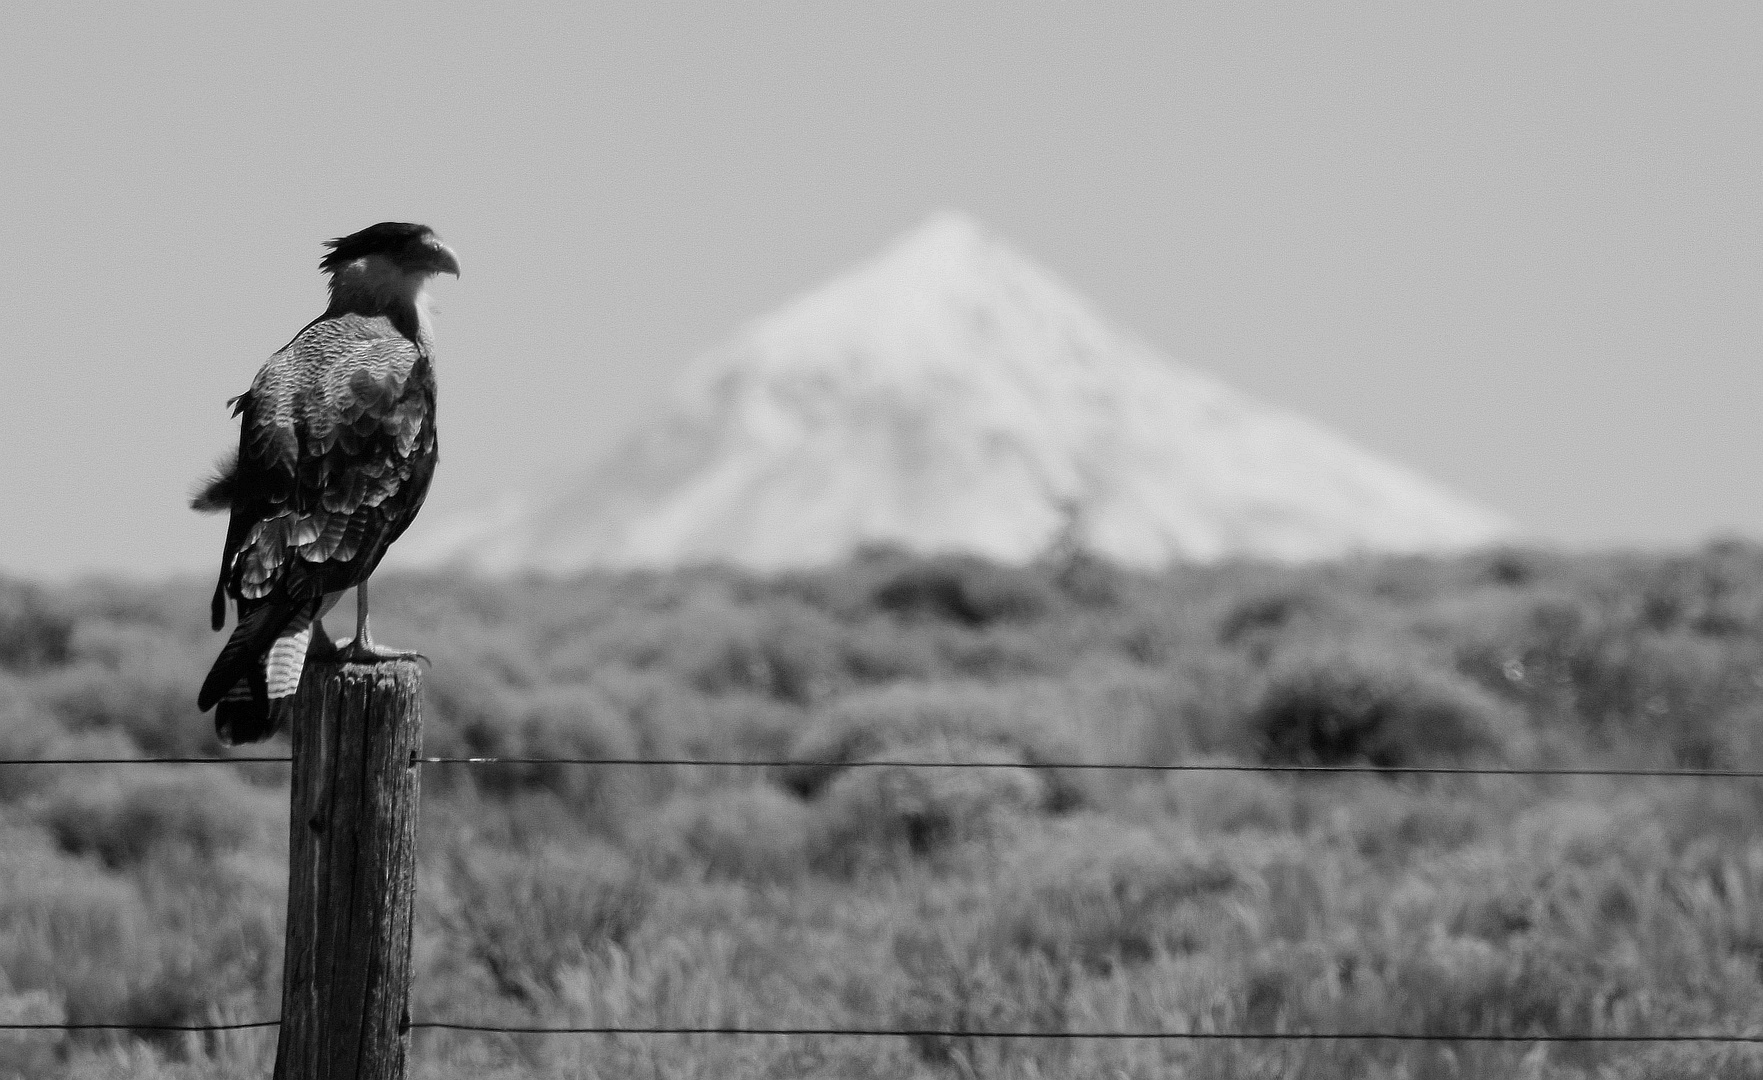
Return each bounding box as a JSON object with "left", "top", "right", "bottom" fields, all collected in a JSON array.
[
  {"left": 989, "top": 820, "right": 1243, "bottom": 972},
  {"left": 0, "top": 825, "right": 278, "bottom": 1033},
  {"left": 0, "top": 687, "right": 143, "bottom": 803},
  {"left": 891, "top": 927, "right": 1073, "bottom": 1070},
  {"left": 781, "top": 681, "right": 1088, "bottom": 801},
  {"left": 1129, "top": 765, "right": 1298, "bottom": 835},
  {"left": 636, "top": 784, "right": 811, "bottom": 882},
  {"left": 1455, "top": 587, "right": 1763, "bottom": 764},
  {"left": 38, "top": 772, "right": 275, "bottom": 869},
  {"left": 442, "top": 842, "right": 650, "bottom": 1003},
  {"left": 806, "top": 737, "right": 1045, "bottom": 876},
  {"left": 26, "top": 621, "right": 215, "bottom": 757},
  {"left": 1250, "top": 647, "right": 1527, "bottom": 767},
  {"left": 868, "top": 553, "right": 1064, "bottom": 627},
  {"left": 0, "top": 578, "right": 72, "bottom": 671},
  {"left": 1216, "top": 583, "right": 1365, "bottom": 664},
  {"left": 0, "top": 969, "right": 63, "bottom": 1080}
]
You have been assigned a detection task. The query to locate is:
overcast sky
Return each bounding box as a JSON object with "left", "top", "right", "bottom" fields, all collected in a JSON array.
[{"left": 2, "top": 3, "right": 1758, "bottom": 578}]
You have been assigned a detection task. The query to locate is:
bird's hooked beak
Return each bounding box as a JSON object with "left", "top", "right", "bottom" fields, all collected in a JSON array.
[{"left": 425, "top": 238, "right": 461, "bottom": 278}]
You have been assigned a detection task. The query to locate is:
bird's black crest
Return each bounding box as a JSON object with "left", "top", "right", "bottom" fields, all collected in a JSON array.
[{"left": 320, "top": 222, "right": 436, "bottom": 273}]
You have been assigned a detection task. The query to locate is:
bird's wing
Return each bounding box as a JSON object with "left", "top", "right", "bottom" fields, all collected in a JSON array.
[{"left": 229, "top": 314, "right": 437, "bottom": 604}]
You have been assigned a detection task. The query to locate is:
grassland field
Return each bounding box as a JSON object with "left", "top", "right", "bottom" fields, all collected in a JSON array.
[{"left": 7, "top": 543, "right": 1763, "bottom": 1078}]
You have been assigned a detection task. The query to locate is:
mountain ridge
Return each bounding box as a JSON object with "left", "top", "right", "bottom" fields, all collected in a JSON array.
[{"left": 401, "top": 212, "right": 1514, "bottom": 572}]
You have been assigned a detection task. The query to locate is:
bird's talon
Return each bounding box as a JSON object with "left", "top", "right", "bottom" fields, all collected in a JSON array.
[{"left": 332, "top": 639, "right": 428, "bottom": 666}]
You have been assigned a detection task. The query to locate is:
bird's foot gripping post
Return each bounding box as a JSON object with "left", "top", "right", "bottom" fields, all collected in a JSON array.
[
  {"left": 275, "top": 659, "right": 423, "bottom": 1080},
  {"left": 333, "top": 579, "right": 428, "bottom": 666},
  {"left": 332, "top": 638, "right": 429, "bottom": 666}
]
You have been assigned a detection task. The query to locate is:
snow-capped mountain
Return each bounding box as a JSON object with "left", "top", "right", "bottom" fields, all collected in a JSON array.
[{"left": 405, "top": 212, "right": 1514, "bottom": 572}]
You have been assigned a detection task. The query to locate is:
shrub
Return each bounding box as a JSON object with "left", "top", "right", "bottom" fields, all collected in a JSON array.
[
  {"left": 1319, "top": 782, "right": 1491, "bottom": 863},
  {"left": 509, "top": 685, "right": 640, "bottom": 802},
  {"left": 781, "top": 681, "right": 1089, "bottom": 800},
  {"left": 442, "top": 843, "right": 650, "bottom": 1002},
  {"left": 0, "top": 818, "right": 283, "bottom": 1043},
  {"left": 1133, "top": 766, "right": 1298, "bottom": 835},
  {"left": 806, "top": 737, "right": 1045, "bottom": 876},
  {"left": 0, "top": 970, "right": 63, "bottom": 1080},
  {"left": 1574, "top": 631, "right": 1763, "bottom": 762},
  {"left": 891, "top": 927, "right": 1073, "bottom": 1070},
  {"left": 0, "top": 692, "right": 141, "bottom": 803},
  {"left": 675, "top": 604, "right": 848, "bottom": 704},
  {"left": 1250, "top": 647, "right": 1526, "bottom": 767},
  {"left": 989, "top": 820, "right": 1243, "bottom": 972},
  {"left": 835, "top": 620, "right": 942, "bottom": 682},
  {"left": 1046, "top": 548, "right": 1127, "bottom": 609},
  {"left": 868, "top": 554, "right": 1062, "bottom": 627},
  {"left": 123, "top": 853, "right": 285, "bottom": 1036},
  {"left": 0, "top": 830, "right": 158, "bottom": 1026},
  {"left": 1471, "top": 546, "right": 1558, "bottom": 588},
  {"left": 26, "top": 622, "right": 214, "bottom": 757},
  {"left": 55, "top": 1039, "right": 277, "bottom": 1080},
  {"left": 1628, "top": 541, "right": 1763, "bottom": 636},
  {"left": 1456, "top": 592, "right": 1763, "bottom": 760},
  {"left": 609, "top": 671, "right": 809, "bottom": 763},
  {"left": 637, "top": 784, "right": 811, "bottom": 882},
  {"left": 1128, "top": 653, "right": 1261, "bottom": 763},
  {"left": 1216, "top": 584, "right": 1356, "bottom": 659},
  {"left": 0, "top": 578, "right": 72, "bottom": 671},
  {"left": 420, "top": 629, "right": 549, "bottom": 757},
  {"left": 583, "top": 595, "right": 850, "bottom": 704},
  {"left": 425, "top": 679, "right": 670, "bottom": 824},
  {"left": 38, "top": 772, "right": 274, "bottom": 869},
  {"left": 1605, "top": 1045, "right": 1763, "bottom": 1080}
]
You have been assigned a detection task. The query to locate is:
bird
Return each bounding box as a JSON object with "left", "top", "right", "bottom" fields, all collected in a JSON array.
[{"left": 192, "top": 222, "right": 459, "bottom": 744}]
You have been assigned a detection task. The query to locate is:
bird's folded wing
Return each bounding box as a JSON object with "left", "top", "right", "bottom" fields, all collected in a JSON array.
[{"left": 233, "top": 325, "right": 432, "bottom": 600}]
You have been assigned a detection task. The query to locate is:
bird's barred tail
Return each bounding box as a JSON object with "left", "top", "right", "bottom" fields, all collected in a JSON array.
[
  {"left": 265, "top": 610, "right": 315, "bottom": 699},
  {"left": 200, "top": 595, "right": 337, "bottom": 745},
  {"left": 215, "top": 667, "right": 273, "bottom": 746}
]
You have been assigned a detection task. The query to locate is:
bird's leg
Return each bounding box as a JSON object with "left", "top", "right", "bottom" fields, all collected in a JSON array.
[
  {"left": 307, "top": 619, "right": 341, "bottom": 662},
  {"left": 305, "top": 591, "right": 349, "bottom": 662},
  {"left": 333, "top": 579, "right": 427, "bottom": 665}
]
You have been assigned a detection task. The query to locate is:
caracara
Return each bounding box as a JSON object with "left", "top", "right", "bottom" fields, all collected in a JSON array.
[{"left": 193, "top": 222, "right": 458, "bottom": 744}]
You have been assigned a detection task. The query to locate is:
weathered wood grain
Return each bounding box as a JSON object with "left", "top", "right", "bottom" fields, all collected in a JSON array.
[{"left": 274, "top": 661, "right": 423, "bottom": 1080}]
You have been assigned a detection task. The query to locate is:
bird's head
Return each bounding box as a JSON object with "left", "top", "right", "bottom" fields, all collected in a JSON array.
[{"left": 320, "top": 222, "right": 460, "bottom": 311}]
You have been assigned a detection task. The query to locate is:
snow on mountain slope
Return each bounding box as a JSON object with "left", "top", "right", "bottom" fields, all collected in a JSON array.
[{"left": 404, "top": 212, "right": 1514, "bottom": 572}]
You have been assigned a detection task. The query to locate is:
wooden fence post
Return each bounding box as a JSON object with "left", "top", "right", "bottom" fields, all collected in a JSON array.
[{"left": 274, "top": 660, "right": 424, "bottom": 1080}]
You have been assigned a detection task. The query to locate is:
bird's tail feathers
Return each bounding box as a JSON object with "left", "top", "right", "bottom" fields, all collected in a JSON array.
[
  {"left": 214, "top": 667, "right": 272, "bottom": 745},
  {"left": 264, "top": 612, "right": 315, "bottom": 700},
  {"left": 190, "top": 451, "right": 239, "bottom": 514},
  {"left": 202, "top": 594, "right": 344, "bottom": 743},
  {"left": 198, "top": 599, "right": 301, "bottom": 712}
]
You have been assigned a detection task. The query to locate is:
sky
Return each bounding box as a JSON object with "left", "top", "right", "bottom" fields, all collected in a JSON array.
[{"left": 1, "top": 2, "right": 1758, "bottom": 578}]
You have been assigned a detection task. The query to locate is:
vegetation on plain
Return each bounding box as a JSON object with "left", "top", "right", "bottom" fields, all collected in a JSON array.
[{"left": 7, "top": 542, "right": 1763, "bottom": 1077}]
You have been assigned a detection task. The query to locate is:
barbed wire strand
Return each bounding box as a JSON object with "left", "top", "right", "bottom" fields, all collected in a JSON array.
[
  {"left": 0, "top": 756, "right": 291, "bottom": 765},
  {"left": 7, "top": 754, "right": 1763, "bottom": 778},
  {"left": 5, "top": 1020, "right": 1763, "bottom": 1043},
  {"left": 403, "top": 1023, "right": 1763, "bottom": 1043},
  {"left": 0, "top": 1021, "right": 279, "bottom": 1032},
  {"left": 416, "top": 757, "right": 1763, "bottom": 778}
]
